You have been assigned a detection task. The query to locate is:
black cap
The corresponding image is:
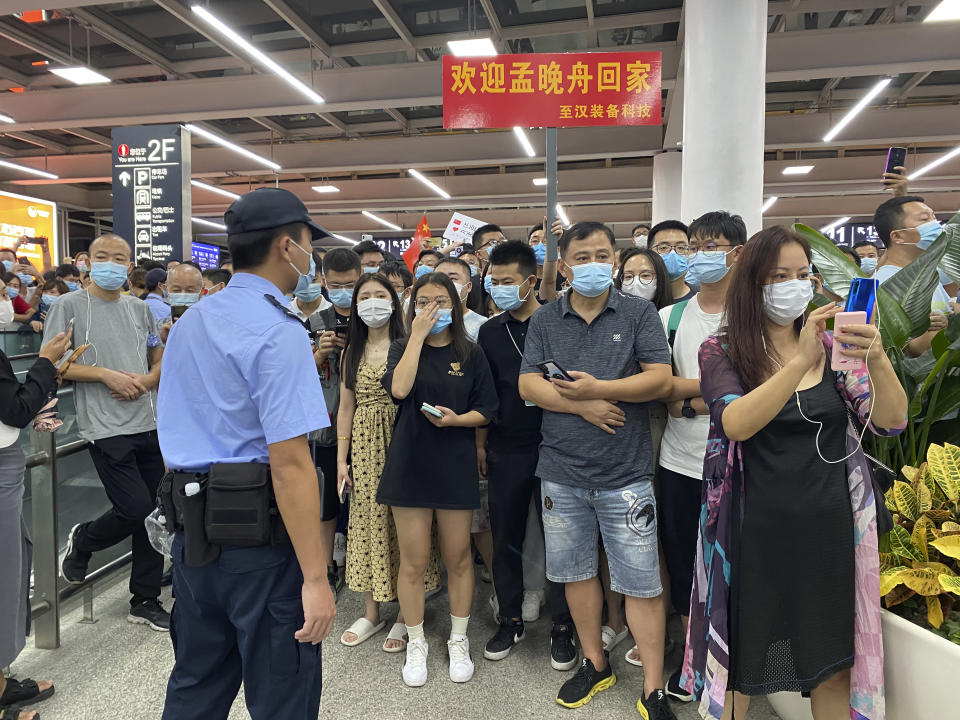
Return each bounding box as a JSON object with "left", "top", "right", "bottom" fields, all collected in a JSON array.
[
  {"left": 224, "top": 188, "right": 330, "bottom": 241},
  {"left": 145, "top": 268, "right": 167, "bottom": 290}
]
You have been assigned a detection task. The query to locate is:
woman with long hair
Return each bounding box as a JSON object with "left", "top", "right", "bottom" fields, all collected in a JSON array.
[
  {"left": 682, "top": 226, "right": 907, "bottom": 720},
  {"left": 336, "top": 274, "right": 441, "bottom": 652},
  {"left": 614, "top": 247, "right": 674, "bottom": 310},
  {"left": 377, "top": 272, "right": 498, "bottom": 688}
]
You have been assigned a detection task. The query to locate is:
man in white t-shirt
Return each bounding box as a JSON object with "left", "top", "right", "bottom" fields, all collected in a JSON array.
[
  {"left": 657, "top": 211, "right": 747, "bottom": 702},
  {"left": 436, "top": 257, "right": 489, "bottom": 342}
]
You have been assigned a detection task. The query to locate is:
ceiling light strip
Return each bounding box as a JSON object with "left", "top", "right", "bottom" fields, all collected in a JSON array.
[{"left": 184, "top": 123, "right": 281, "bottom": 171}]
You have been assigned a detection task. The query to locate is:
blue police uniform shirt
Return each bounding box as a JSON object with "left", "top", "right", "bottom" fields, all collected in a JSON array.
[{"left": 157, "top": 272, "right": 329, "bottom": 472}]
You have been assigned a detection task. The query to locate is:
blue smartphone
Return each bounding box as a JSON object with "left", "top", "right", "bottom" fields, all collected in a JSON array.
[{"left": 845, "top": 278, "right": 878, "bottom": 321}]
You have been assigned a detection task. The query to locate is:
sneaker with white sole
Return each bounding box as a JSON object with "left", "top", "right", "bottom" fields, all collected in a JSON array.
[
  {"left": 447, "top": 635, "right": 475, "bottom": 682},
  {"left": 521, "top": 589, "right": 545, "bottom": 622},
  {"left": 484, "top": 618, "right": 525, "bottom": 661},
  {"left": 402, "top": 638, "right": 429, "bottom": 687}
]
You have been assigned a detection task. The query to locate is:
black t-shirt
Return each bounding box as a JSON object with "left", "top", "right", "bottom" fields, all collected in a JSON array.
[
  {"left": 476, "top": 311, "right": 542, "bottom": 451},
  {"left": 376, "top": 339, "right": 498, "bottom": 509}
]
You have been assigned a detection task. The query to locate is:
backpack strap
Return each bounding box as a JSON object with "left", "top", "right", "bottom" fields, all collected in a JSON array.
[{"left": 667, "top": 299, "right": 690, "bottom": 350}]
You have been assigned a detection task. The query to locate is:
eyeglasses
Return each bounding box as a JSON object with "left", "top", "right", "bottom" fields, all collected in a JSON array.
[
  {"left": 414, "top": 296, "right": 454, "bottom": 310},
  {"left": 651, "top": 242, "right": 731, "bottom": 257},
  {"left": 326, "top": 282, "right": 355, "bottom": 290},
  {"left": 651, "top": 243, "right": 688, "bottom": 255},
  {"left": 623, "top": 271, "right": 656, "bottom": 283}
]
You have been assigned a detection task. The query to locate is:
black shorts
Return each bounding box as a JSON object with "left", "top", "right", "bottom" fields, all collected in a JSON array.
[
  {"left": 312, "top": 442, "right": 340, "bottom": 522},
  {"left": 658, "top": 465, "right": 703, "bottom": 617}
]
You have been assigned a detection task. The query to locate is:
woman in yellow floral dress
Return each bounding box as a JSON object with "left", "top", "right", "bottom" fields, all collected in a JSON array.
[{"left": 337, "top": 273, "right": 440, "bottom": 651}]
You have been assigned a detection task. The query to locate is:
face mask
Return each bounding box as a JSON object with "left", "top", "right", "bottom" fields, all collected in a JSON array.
[
  {"left": 363, "top": 266, "right": 380, "bottom": 274},
  {"left": 633, "top": 234, "right": 648, "bottom": 249},
  {"left": 661, "top": 251, "right": 687, "bottom": 280},
  {"left": 465, "top": 263, "right": 479, "bottom": 277},
  {"left": 415, "top": 265, "right": 433, "bottom": 280},
  {"left": 622, "top": 277, "right": 657, "bottom": 300},
  {"left": 686, "top": 251, "right": 730, "bottom": 285},
  {"left": 288, "top": 241, "right": 316, "bottom": 296},
  {"left": 169, "top": 292, "right": 200, "bottom": 308},
  {"left": 1, "top": 260, "right": 12, "bottom": 272},
  {"left": 17, "top": 273, "right": 32, "bottom": 287},
  {"left": 65, "top": 280, "right": 79, "bottom": 292},
  {"left": 762, "top": 279, "right": 813, "bottom": 326},
  {"left": 327, "top": 288, "right": 354, "bottom": 309},
  {"left": 90, "top": 261, "right": 129, "bottom": 291},
  {"left": 452, "top": 281, "right": 466, "bottom": 300},
  {"left": 5, "top": 287, "right": 19, "bottom": 300},
  {"left": 570, "top": 262, "right": 614, "bottom": 298},
  {"left": 357, "top": 297, "right": 393, "bottom": 328},
  {"left": 41, "top": 294, "right": 59, "bottom": 306},
  {"left": 76, "top": 262, "right": 88, "bottom": 272},
  {"left": 483, "top": 274, "right": 493, "bottom": 293},
  {"left": 533, "top": 243, "right": 547, "bottom": 265},
  {"left": 294, "top": 282, "right": 325, "bottom": 303},
  {"left": 490, "top": 282, "right": 531, "bottom": 311},
  {"left": 416, "top": 307, "right": 453, "bottom": 335},
  {"left": 0, "top": 297, "right": 11, "bottom": 326},
  {"left": 859, "top": 256, "right": 878, "bottom": 275},
  {"left": 916, "top": 220, "right": 943, "bottom": 250}
]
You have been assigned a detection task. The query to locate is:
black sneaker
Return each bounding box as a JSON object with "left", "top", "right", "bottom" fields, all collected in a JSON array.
[
  {"left": 328, "top": 563, "right": 343, "bottom": 596},
  {"left": 665, "top": 668, "right": 694, "bottom": 702},
  {"left": 637, "top": 689, "right": 678, "bottom": 720},
  {"left": 128, "top": 600, "right": 171, "bottom": 632},
  {"left": 556, "top": 657, "right": 616, "bottom": 708},
  {"left": 550, "top": 623, "right": 578, "bottom": 671},
  {"left": 61, "top": 522, "right": 91, "bottom": 585},
  {"left": 483, "top": 618, "right": 525, "bottom": 661}
]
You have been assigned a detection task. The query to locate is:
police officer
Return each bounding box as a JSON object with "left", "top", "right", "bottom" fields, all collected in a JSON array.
[{"left": 157, "top": 188, "right": 336, "bottom": 719}]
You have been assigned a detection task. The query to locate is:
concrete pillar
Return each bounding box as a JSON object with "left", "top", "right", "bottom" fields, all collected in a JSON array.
[
  {"left": 681, "top": 0, "right": 767, "bottom": 234},
  {"left": 652, "top": 151, "right": 682, "bottom": 225}
]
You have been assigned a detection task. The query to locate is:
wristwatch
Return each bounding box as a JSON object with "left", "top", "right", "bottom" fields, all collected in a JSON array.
[{"left": 681, "top": 398, "right": 696, "bottom": 419}]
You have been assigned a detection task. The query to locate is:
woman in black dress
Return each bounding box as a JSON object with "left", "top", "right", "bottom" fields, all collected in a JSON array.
[{"left": 377, "top": 272, "right": 497, "bottom": 689}]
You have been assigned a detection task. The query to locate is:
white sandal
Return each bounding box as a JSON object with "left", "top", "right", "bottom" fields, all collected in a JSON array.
[
  {"left": 340, "top": 617, "right": 386, "bottom": 647},
  {"left": 602, "top": 625, "right": 629, "bottom": 652},
  {"left": 382, "top": 622, "right": 408, "bottom": 653},
  {"left": 624, "top": 645, "right": 643, "bottom": 667}
]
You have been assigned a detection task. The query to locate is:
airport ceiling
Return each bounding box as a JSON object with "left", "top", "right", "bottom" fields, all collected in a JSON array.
[{"left": 0, "top": 0, "right": 958, "bottom": 242}]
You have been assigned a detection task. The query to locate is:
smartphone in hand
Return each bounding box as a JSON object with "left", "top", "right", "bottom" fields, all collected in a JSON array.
[
  {"left": 884, "top": 147, "right": 907, "bottom": 178},
  {"left": 537, "top": 359, "right": 574, "bottom": 382},
  {"left": 421, "top": 402, "right": 444, "bottom": 418}
]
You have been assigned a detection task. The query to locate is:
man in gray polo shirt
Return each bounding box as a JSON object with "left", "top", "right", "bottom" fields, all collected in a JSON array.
[{"left": 519, "top": 221, "right": 674, "bottom": 718}]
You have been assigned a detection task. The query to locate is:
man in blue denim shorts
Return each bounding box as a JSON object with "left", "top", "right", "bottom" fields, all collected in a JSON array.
[{"left": 519, "top": 222, "right": 675, "bottom": 719}]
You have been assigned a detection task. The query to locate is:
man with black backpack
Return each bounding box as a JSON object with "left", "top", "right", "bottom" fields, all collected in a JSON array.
[{"left": 657, "top": 210, "right": 747, "bottom": 702}]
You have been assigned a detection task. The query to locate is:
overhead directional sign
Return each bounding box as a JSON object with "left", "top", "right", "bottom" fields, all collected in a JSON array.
[{"left": 111, "top": 124, "right": 191, "bottom": 263}]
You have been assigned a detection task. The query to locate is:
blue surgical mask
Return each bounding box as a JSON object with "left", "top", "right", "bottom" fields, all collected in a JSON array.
[
  {"left": 859, "top": 256, "right": 878, "bottom": 275},
  {"left": 570, "top": 262, "right": 614, "bottom": 298},
  {"left": 661, "top": 251, "right": 687, "bottom": 280},
  {"left": 916, "top": 220, "right": 943, "bottom": 250},
  {"left": 1, "top": 260, "right": 12, "bottom": 272},
  {"left": 490, "top": 282, "right": 530, "bottom": 311},
  {"left": 168, "top": 292, "right": 200, "bottom": 307},
  {"left": 5, "top": 287, "right": 19, "bottom": 299},
  {"left": 327, "top": 288, "right": 354, "bottom": 309},
  {"left": 686, "top": 251, "right": 730, "bottom": 285},
  {"left": 417, "top": 307, "right": 453, "bottom": 335},
  {"left": 466, "top": 264, "right": 479, "bottom": 277},
  {"left": 483, "top": 274, "right": 493, "bottom": 293},
  {"left": 415, "top": 265, "right": 434, "bottom": 280},
  {"left": 17, "top": 273, "right": 32, "bottom": 287},
  {"left": 90, "top": 261, "right": 128, "bottom": 291},
  {"left": 42, "top": 294, "right": 59, "bottom": 306},
  {"left": 363, "top": 266, "right": 380, "bottom": 274},
  {"left": 288, "top": 242, "right": 316, "bottom": 296},
  {"left": 533, "top": 243, "right": 547, "bottom": 265},
  {"left": 65, "top": 280, "right": 79, "bottom": 292},
  {"left": 294, "top": 282, "right": 325, "bottom": 303}
]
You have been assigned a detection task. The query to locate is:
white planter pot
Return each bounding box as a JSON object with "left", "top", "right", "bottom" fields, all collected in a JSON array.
[{"left": 767, "top": 608, "right": 960, "bottom": 720}]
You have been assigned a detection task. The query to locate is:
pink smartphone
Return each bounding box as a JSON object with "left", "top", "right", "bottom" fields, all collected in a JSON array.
[{"left": 832, "top": 311, "right": 867, "bottom": 371}]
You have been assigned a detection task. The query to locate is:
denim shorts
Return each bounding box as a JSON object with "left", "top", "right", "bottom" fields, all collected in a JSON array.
[{"left": 541, "top": 478, "right": 662, "bottom": 598}]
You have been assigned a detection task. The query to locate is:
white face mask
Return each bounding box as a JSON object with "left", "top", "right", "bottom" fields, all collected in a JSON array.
[
  {"left": 762, "top": 279, "right": 813, "bottom": 326},
  {"left": 357, "top": 297, "right": 393, "bottom": 328},
  {"left": 622, "top": 276, "right": 657, "bottom": 300},
  {"left": 0, "top": 297, "right": 13, "bottom": 326},
  {"left": 452, "top": 281, "right": 465, "bottom": 300},
  {"left": 633, "top": 234, "right": 648, "bottom": 249}
]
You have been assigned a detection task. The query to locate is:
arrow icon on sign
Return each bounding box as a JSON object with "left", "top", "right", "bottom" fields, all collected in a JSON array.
[{"left": 119, "top": 171, "right": 131, "bottom": 187}]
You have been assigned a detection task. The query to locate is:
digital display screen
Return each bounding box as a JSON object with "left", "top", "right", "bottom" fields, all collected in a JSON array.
[{"left": 191, "top": 242, "right": 220, "bottom": 270}]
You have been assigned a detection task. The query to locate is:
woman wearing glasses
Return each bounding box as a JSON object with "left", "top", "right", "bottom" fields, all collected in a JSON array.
[
  {"left": 377, "top": 272, "right": 498, "bottom": 688},
  {"left": 614, "top": 247, "right": 674, "bottom": 310}
]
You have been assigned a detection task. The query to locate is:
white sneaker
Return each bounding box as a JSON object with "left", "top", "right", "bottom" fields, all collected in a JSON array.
[
  {"left": 402, "top": 638, "right": 429, "bottom": 687},
  {"left": 521, "top": 589, "right": 545, "bottom": 622},
  {"left": 447, "top": 635, "right": 475, "bottom": 683}
]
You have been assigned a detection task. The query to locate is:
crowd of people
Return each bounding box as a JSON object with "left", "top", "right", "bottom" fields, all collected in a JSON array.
[{"left": 0, "top": 175, "right": 954, "bottom": 720}]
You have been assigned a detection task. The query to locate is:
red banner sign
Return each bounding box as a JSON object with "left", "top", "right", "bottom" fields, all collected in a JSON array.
[{"left": 442, "top": 52, "right": 661, "bottom": 129}]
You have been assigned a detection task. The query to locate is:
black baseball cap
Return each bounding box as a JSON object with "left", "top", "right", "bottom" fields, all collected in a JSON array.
[{"left": 224, "top": 188, "right": 330, "bottom": 241}]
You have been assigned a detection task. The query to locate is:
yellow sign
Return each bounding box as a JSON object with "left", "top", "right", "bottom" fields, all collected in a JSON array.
[{"left": 0, "top": 189, "right": 57, "bottom": 268}]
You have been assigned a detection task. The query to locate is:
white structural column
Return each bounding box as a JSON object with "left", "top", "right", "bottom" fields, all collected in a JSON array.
[
  {"left": 680, "top": 0, "right": 767, "bottom": 234},
  {"left": 652, "top": 151, "right": 682, "bottom": 225}
]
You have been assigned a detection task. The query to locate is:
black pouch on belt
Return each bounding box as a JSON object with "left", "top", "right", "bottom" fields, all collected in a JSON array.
[
  {"left": 172, "top": 473, "right": 221, "bottom": 567},
  {"left": 157, "top": 471, "right": 176, "bottom": 533},
  {"left": 204, "top": 462, "right": 272, "bottom": 546}
]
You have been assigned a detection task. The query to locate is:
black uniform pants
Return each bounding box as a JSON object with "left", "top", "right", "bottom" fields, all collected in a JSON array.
[
  {"left": 487, "top": 443, "right": 570, "bottom": 624},
  {"left": 82, "top": 430, "right": 164, "bottom": 606},
  {"left": 163, "top": 537, "right": 322, "bottom": 720}
]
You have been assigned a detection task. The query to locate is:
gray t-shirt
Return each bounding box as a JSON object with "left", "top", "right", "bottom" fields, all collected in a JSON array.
[
  {"left": 43, "top": 290, "right": 161, "bottom": 441},
  {"left": 521, "top": 289, "right": 671, "bottom": 490}
]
